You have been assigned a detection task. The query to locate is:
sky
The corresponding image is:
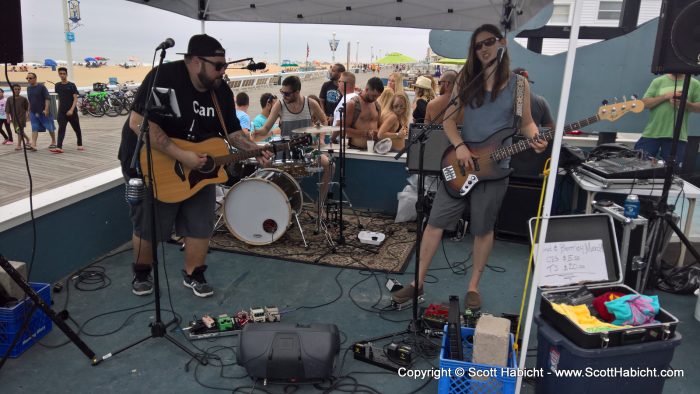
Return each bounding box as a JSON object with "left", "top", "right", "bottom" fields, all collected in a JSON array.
[{"left": 19, "top": 0, "right": 432, "bottom": 65}]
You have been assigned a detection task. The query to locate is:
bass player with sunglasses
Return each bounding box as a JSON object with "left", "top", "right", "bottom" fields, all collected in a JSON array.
[{"left": 391, "top": 24, "right": 548, "bottom": 311}]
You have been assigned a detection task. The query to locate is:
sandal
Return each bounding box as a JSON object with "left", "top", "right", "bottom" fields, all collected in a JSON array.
[
  {"left": 48, "top": 144, "right": 57, "bottom": 149},
  {"left": 77, "top": 146, "right": 85, "bottom": 151},
  {"left": 14, "top": 146, "right": 22, "bottom": 151},
  {"left": 465, "top": 291, "right": 481, "bottom": 310},
  {"left": 391, "top": 284, "right": 424, "bottom": 304}
]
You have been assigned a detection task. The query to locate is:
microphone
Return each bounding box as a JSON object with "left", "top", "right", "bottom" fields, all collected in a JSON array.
[
  {"left": 496, "top": 46, "right": 506, "bottom": 64},
  {"left": 156, "top": 38, "right": 175, "bottom": 51},
  {"left": 240, "top": 62, "right": 267, "bottom": 71},
  {"left": 125, "top": 177, "right": 145, "bottom": 205}
]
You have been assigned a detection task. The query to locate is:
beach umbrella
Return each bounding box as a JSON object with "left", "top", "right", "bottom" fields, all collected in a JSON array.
[
  {"left": 281, "top": 63, "right": 298, "bottom": 67},
  {"left": 44, "top": 59, "right": 58, "bottom": 67},
  {"left": 376, "top": 52, "right": 416, "bottom": 64},
  {"left": 94, "top": 56, "right": 108, "bottom": 61},
  {"left": 84, "top": 57, "right": 97, "bottom": 62}
]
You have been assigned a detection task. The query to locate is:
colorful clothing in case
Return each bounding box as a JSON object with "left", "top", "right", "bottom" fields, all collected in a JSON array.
[
  {"left": 551, "top": 303, "right": 629, "bottom": 333},
  {"left": 605, "top": 294, "right": 660, "bottom": 326}
]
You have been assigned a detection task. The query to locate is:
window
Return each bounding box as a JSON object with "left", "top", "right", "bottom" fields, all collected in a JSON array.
[
  {"left": 598, "top": 0, "right": 623, "bottom": 21},
  {"left": 549, "top": 1, "right": 572, "bottom": 25}
]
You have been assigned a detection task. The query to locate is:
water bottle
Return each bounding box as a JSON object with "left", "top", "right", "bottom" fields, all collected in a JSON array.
[{"left": 623, "top": 194, "right": 640, "bottom": 219}]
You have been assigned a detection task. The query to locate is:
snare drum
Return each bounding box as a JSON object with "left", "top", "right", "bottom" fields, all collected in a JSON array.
[
  {"left": 223, "top": 168, "right": 303, "bottom": 245},
  {"left": 225, "top": 159, "right": 259, "bottom": 186}
]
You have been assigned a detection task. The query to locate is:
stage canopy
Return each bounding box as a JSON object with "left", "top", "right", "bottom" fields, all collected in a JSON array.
[{"left": 125, "top": 0, "right": 552, "bottom": 31}]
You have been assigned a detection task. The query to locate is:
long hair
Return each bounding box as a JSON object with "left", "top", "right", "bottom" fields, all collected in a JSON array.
[
  {"left": 378, "top": 88, "right": 395, "bottom": 113},
  {"left": 389, "top": 72, "right": 406, "bottom": 96},
  {"left": 389, "top": 93, "right": 411, "bottom": 128},
  {"left": 456, "top": 24, "right": 511, "bottom": 109}
]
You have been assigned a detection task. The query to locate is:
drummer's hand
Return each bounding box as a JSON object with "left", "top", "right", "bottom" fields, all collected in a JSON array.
[
  {"left": 181, "top": 151, "right": 208, "bottom": 171},
  {"left": 256, "top": 149, "right": 273, "bottom": 167}
]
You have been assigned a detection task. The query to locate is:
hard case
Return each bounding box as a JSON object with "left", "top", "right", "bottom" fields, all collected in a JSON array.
[{"left": 530, "top": 214, "right": 679, "bottom": 349}]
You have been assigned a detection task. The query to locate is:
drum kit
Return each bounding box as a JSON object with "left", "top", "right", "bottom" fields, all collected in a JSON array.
[{"left": 215, "top": 125, "right": 357, "bottom": 249}]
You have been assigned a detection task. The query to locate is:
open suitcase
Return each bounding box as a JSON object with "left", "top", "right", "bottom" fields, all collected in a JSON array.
[{"left": 529, "top": 214, "right": 679, "bottom": 349}]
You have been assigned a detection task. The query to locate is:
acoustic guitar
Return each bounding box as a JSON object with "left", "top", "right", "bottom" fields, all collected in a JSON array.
[
  {"left": 140, "top": 135, "right": 311, "bottom": 203},
  {"left": 441, "top": 99, "right": 644, "bottom": 198}
]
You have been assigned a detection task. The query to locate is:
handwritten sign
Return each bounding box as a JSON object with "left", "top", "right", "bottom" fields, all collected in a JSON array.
[{"left": 536, "top": 239, "right": 608, "bottom": 287}]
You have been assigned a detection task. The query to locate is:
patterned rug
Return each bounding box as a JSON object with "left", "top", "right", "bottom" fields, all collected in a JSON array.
[{"left": 210, "top": 207, "right": 415, "bottom": 273}]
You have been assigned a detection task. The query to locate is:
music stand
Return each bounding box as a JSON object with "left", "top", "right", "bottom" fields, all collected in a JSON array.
[{"left": 94, "top": 45, "right": 205, "bottom": 365}]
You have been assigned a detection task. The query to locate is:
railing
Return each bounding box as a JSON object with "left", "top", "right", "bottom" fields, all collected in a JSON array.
[{"left": 227, "top": 70, "right": 327, "bottom": 91}]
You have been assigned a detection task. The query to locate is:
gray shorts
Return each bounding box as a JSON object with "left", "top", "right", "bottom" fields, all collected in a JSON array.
[
  {"left": 129, "top": 183, "right": 216, "bottom": 242},
  {"left": 428, "top": 178, "right": 509, "bottom": 236}
]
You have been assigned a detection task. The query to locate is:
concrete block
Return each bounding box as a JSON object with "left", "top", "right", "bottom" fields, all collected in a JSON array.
[
  {"left": 473, "top": 315, "right": 511, "bottom": 367},
  {"left": 0, "top": 261, "right": 28, "bottom": 302}
]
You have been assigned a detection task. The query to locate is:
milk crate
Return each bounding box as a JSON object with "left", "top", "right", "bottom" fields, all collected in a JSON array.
[
  {"left": 0, "top": 283, "right": 52, "bottom": 358},
  {"left": 438, "top": 326, "right": 517, "bottom": 394}
]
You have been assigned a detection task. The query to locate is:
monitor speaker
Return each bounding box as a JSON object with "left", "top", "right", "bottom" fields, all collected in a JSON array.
[
  {"left": 651, "top": 0, "right": 700, "bottom": 74},
  {"left": 0, "top": 0, "right": 23, "bottom": 64},
  {"left": 496, "top": 178, "right": 542, "bottom": 243}
]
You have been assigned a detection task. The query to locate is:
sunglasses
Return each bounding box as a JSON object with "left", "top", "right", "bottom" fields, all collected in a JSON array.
[
  {"left": 26, "top": 77, "right": 35, "bottom": 80},
  {"left": 197, "top": 56, "right": 228, "bottom": 71},
  {"left": 474, "top": 37, "right": 499, "bottom": 51},
  {"left": 279, "top": 89, "right": 297, "bottom": 97}
]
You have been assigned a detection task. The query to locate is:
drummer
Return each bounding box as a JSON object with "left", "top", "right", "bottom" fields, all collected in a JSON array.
[{"left": 252, "top": 76, "right": 335, "bottom": 211}]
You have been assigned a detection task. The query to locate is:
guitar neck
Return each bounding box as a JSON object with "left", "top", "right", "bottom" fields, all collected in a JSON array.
[
  {"left": 213, "top": 146, "right": 269, "bottom": 167},
  {"left": 490, "top": 115, "right": 600, "bottom": 161}
]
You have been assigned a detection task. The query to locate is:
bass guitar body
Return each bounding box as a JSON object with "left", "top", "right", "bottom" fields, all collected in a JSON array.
[{"left": 440, "top": 128, "right": 515, "bottom": 198}]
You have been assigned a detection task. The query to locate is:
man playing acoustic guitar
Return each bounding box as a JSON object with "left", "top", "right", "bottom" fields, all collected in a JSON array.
[
  {"left": 391, "top": 24, "right": 547, "bottom": 310},
  {"left": 118, "top": 34, "right": 272, "bottom": 298}
]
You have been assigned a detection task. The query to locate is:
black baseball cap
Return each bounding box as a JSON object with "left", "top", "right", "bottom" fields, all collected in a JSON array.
[{"left": 177, "top": 34, "right": 226, "bottom": 57}]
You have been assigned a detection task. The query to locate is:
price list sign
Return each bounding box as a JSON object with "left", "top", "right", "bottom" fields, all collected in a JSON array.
[{"left": 536, "top": 239, "right": 608, "bottom": 287}]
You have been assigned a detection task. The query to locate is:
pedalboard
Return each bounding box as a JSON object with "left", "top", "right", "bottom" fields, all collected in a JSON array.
[{"left": 184, "top": 306, "right": 281, "bottom": 340}]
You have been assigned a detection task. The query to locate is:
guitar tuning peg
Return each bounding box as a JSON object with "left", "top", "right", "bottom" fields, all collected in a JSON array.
[
  {"left": 631, "top": 94, "right": 638, "bottom": 100},
  {"left": 602, "top": 99, "right": 609, "bottom": 105}
]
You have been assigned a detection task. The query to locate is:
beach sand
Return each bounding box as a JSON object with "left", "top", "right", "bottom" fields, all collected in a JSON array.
[{"left": 1, "top": 64, "right": 285, "bottom": 89}]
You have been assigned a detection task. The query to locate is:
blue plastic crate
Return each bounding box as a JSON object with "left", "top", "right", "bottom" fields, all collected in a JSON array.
[
  {"left": 0, "top": 283, "right": 52, "bottom": 358},
  {"left": 438, "top": 326, "right": 517, "bottom": 394}
]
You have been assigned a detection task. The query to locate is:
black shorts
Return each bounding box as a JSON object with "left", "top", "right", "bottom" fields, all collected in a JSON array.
[{"left": 128, "top": 183, "right": 216, "bottom": 242}]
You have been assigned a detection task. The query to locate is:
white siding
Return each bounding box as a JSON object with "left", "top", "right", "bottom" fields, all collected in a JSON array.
[
  {"left": 529, "top": 0, "right": 660, "bottom": 55},
  {"left": 638, "top": 0, "right": 661, "bottom": 24}
]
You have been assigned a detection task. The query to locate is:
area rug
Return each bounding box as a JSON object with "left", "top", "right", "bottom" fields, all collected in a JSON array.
[{"left": 210, "top": 208, "right": 415, "bottom": 273}]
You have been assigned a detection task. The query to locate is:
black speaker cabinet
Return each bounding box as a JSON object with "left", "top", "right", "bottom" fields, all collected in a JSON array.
[
  {"left": 0, "top": 0, "right": 23, "bottom": 64},
  {"left": 406, "top": 124, "right": 457, "bottom": 175},
  {"left": 496, "top": 177, "right": 543, "bottom": 243},
  {"left": 651, "top": 0, "right": 700, "bottom": 75}
]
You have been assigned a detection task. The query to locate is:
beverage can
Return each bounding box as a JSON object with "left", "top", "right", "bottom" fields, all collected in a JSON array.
[{"left": 624, "top": 194, "right": 640, "bottom": 218}]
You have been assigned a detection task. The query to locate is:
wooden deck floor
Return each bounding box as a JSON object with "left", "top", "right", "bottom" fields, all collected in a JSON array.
[{"left": 0, "top": 72, "right": 382, "bottom": 207}]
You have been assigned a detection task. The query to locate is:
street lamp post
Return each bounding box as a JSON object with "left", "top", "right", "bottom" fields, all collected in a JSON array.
[
  {"left": 329, "top": 32, "right": 339, "bottom": 63},
  {"left": 356, "top": 41, "right": 359, "bottom": 67}
]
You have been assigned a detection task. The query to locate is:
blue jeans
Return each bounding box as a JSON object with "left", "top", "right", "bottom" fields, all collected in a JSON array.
[{"left": 634, "top": 137, "right": 686, "bottom": 165}]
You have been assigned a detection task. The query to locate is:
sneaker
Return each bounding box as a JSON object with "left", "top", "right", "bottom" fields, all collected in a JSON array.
[
  {"left": 182, "top": 265, "right": 214, "bottom": 297},
  {"left": 132, "top": 265, "right": 153, "bottom": 296},
  {"left": 3, "top": 140, "right": 13, "bottom": 145},
  {"left": 391, "top": 284, "right": 424, "bottom": 304}
]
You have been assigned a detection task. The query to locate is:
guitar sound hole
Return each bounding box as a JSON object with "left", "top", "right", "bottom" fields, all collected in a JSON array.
[{"left": 200, "top": 156, "right": 216, "bottom": 173}]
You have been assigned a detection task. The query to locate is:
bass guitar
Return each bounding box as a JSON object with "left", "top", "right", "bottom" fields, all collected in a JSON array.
[
  {"left": 140, "top": 135, "right": 311, "bottom": 203},
  {"left": 441, "top": 98, "right": 644, "bottom": 198}
]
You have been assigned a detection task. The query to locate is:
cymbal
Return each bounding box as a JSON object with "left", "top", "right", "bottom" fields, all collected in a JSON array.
[{"left": 292, "top": 125, "right": 339, "bottom": 134}]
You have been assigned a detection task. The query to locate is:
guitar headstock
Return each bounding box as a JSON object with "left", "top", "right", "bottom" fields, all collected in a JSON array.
[{"left": 598, "top": 96, "right": 645, "bottom": 122}]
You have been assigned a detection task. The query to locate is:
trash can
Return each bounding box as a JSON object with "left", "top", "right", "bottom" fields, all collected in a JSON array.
[{"left": 534, "top": 314, "right": 681, "bottom": 394}]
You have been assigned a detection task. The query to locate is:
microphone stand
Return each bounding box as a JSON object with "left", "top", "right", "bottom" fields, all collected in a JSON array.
[
  {"left": 337, "top": 83, "right": 347, "bottom": 245},
  {"left": 639, "top": 74, "right": 700, "bottom": 291},
  {"left": 95, "top": 46, "right": 205, "bottom": 365}
]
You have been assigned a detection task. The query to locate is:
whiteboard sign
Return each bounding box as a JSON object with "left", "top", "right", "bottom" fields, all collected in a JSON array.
[{"left": 536, "top": 239, "right": 608, "bottom": 287}]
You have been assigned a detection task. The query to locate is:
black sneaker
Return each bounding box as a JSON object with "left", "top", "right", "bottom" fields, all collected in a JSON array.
[
  {"left": 132, "top": 264, "right": 153, "bottom": 296},
  {"left": 182, "top": 265, "right": 214, "bottom": 297}
]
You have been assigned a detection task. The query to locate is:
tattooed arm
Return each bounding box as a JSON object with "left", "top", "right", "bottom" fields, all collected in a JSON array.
[{"left": 129, "top": 111, "right": 207, "bottom": 170}]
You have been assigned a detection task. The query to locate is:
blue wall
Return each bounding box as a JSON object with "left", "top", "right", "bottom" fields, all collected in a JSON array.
[
  {"left": 0, "top": 186, "right": 132, "bottom": 283},
  {"left": 429, "top": 17, "right": 700, "bottom": 136},
  {"left": 299, "top": 157, "right": 408, "bottom": 215}
]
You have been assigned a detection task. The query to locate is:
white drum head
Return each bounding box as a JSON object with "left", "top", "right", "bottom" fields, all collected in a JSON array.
[{"left": 223, "top": 177, "right": 292, "bottom": 245}]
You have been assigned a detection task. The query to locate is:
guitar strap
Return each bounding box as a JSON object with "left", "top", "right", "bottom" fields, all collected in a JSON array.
[
  {"left": 210, "top": 91, "right": 232, "bottom": 146},
  {"left": 512, "top": 74, "right": 526, "bottom": 133}
]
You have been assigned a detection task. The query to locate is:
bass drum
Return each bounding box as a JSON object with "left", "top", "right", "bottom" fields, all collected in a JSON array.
[{"left": 223, "top": 168, "right": 303, "bottom": 245}]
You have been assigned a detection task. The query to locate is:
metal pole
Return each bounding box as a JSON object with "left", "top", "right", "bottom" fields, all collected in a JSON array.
[
  {"left": 278, "top": 24, "right": 282, "bottom": 66},
  {"left": 516, "top": 0, "right": 586, "bottom": 391},
  {"left": 346, "top": 41, "right": 350, "bottom": 72},
  {"left": 356, "top": 41, "right": 359, "bottom": 68},
  {"left": 201, "top": 20, "right": 205, "bottom": 33},
  {"left": 61, "top": 0, "right": 74, "bottom": 79}
]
